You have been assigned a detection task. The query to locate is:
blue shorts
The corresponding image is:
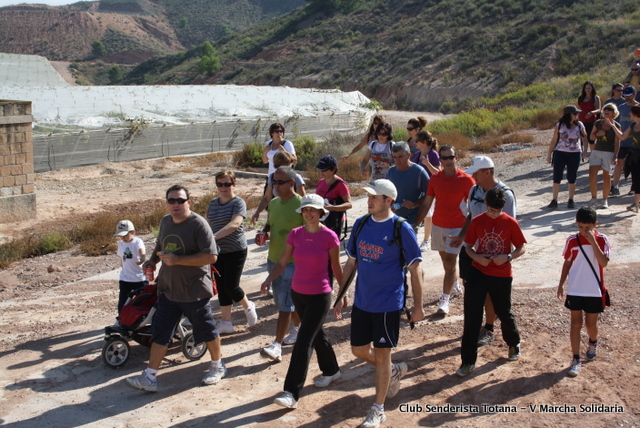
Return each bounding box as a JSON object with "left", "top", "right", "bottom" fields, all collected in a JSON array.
[
  {"left": 151, "top": 294, "right": 218, "bottom": 346},
  {"left": 350, "top": 305, "right": 401, "bottom": 349},
  {"left": 267, "top": 260, "right": 295, "bottom": 312}
]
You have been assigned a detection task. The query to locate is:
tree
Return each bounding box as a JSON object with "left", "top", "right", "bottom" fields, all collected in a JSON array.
[
  {"left": 92, "top": 40, "right": 106, "bottom": 57},
  {"left": 108, "top": 65, "right": 123, "bottom": 84},
  {"left": 198, "top": 55, "right": 221, "bottom": 76},
  {"left": 200, "top": 41, "right": 216, "bottom": 58}
]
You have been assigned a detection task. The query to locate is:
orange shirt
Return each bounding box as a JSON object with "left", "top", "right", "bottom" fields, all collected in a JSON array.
[{"left": 427, "top": 168, "right": 475, "bottom": 228}]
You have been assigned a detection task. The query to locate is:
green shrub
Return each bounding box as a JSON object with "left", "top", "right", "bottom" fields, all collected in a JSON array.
[
  {"left": 292, "top": 135, "right": 320, "bottom": 171},
  {"left": 233, "top": 142, "right": 264, "bottom": 168},
  {"left": 37, "top": 233, "right": 71, "bottom": 255}
]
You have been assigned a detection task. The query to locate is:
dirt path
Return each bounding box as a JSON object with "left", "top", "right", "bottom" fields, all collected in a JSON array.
[{"left": 1, "top": 130, "right": 640, "bottom": 427}]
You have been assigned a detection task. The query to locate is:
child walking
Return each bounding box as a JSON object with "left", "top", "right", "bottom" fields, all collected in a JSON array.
[
  {"left": 114, "top": 220, "right": 146, "bottom": 316},
  {"left": 557, "top": 207, "right": 611, "bottom": 377}
]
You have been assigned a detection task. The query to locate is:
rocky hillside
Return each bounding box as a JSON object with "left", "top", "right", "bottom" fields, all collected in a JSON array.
[{"left": 124, "top": 0, "right": 640, "bottom": 110}]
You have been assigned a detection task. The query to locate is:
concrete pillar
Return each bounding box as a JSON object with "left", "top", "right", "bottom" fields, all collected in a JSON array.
[{"left": 0, "top": 100, "right": 36, "bottom": 223}]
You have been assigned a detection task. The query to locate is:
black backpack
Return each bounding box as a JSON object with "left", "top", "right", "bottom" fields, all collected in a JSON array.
[{"left": 318, "top": 179, "right": 348, "bottom": 241}]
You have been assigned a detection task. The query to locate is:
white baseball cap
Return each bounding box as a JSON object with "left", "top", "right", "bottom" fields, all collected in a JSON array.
[
  {"left": 363, "top": 179, "right": 398, "bottom": 200},
  {"left": 465, "top": 156, "right": 495, "bottom": 174},
  {"left": 114, "top": 220, "right": 135, "bottom": 236}
]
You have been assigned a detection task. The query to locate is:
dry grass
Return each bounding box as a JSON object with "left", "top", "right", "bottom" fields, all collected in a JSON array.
[
  {"left": 304, "top": 156, "right": 364, "bottom": 189},
  {"left": 436, "top": 132, "right": 474, "bottom": 158},
  {"left": 190, "top": 152, "right": 233, "bottom": 167},
  {"left": 530, "top": 110, "right": 559, "bottom": 129},
  {"left": 512, "top": 150, "right": 539, "bottom": 165}
]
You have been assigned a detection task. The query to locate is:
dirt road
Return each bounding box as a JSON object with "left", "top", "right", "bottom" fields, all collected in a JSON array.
[{"left": 1, "top": 131, "right": 639, "bottom": 427}]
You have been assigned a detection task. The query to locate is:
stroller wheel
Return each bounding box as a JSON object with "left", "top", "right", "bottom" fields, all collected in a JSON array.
[
  {"left": 182, "top": 332, "right": 206, "bottom": 361},
  {"left": 102, "top": 337, "right": 130, "bottom": 368}
]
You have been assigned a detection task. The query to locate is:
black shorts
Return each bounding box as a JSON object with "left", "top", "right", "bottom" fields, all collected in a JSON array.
[
  {"left": 350, "top": 305, "right": 401, "bottom": 349},
  {"left": 617, "top": 146, "right": 631, "bottom": 160},
  {"left": 152, "top": 294, "right": 218, "bottom": 346},
  {"left": 458, "top": 246, "right": 473, "bottom": 281},
  {"left": 564, "top": 295, "right": 604, "bottom": 314}
]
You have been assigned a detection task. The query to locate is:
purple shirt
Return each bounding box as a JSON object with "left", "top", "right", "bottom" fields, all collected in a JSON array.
[{"left": 411, "top": 149, "right": 440, "bottom": 177}]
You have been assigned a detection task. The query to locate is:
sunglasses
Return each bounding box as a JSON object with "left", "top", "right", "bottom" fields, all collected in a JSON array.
[
  {"left": 633, "top": 69, "right": 639, "bottom": 71},
  {"left": 440, "top": 155, "right": 456, "bottom": 160},
  {"left": 272, "top": 129, "right": 284, "bottom": 134},
  {"left": 216, "top": 182, "right": 233, "bottom": 187},
  {"left": 167, "top": 198, "right": 188, "bottom": 204},
  {"left": 273, "top": 179, "right": 292, "bottom": 185},
  {"left": 406, "top": 126, "right": 415, "bottom": 131},
  {"left": 603, "top": 108, "right": 615, "bottom": 112}
]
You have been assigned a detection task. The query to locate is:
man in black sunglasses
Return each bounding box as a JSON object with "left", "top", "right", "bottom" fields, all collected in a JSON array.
[
  {"left": 421, "top": 145, "right": 474, "bottom": 315},
  {"left": 126, "top": 184, "right": 225, "bottom": 392}
]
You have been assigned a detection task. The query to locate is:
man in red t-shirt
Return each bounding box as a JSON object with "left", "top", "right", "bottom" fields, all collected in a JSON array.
[
  {"left": 455, "top": 187, "right": 527, "bottom": 377},
  {"left": 421, "top": 145, "right": 474, "bottom": 315}
]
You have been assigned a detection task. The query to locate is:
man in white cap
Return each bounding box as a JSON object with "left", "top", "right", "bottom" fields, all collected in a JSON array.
[
  {"left": 334, "top": 179, "right": 424, "bottom": 428},
  {"left": 450, "top": 156, "right": 517, "bottom": 347}
]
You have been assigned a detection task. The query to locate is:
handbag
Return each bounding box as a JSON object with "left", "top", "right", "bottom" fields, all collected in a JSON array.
[{"left": 577, "top": 237, "right": 610, "bottom": 309}]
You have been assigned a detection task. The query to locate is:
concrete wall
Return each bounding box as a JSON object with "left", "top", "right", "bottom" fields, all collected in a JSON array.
[
  {"left": 33, "top": 111, "right": 369, "bottom": 172},
  {"left": 0, "top": 100, "right": 36, "bottom": 223}
]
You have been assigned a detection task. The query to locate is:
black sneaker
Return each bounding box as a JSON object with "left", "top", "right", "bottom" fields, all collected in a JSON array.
[
  {"left": 547, "top": 199, "right": 558, "bottom": 209},
  {"left": 567, "top": 199, "right": 575, "bottom": 209},
  {"left": 610, "top": 186, "right": 620, "bottom": 196}
]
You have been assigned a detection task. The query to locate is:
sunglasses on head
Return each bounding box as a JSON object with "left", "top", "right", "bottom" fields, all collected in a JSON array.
[
  {"left": 216, "top": 182, "right": 233, "bottom": 187},
  {"left": 440, "top": 155, "right": 456, "bottom": 160},
  {"left": 167, "top": 198, "right": 188, "bottom": 204},
  {"left": 273, "top": 179, "right": 291, "bottom": 185}
]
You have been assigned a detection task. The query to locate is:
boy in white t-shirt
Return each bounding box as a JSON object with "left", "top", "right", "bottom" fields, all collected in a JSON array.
[
  {"left": 556, "top": 207, "right": 611, "bottom": 378},
  {"left": 114, "top": 220, "right": 146, "bottom": 315}
]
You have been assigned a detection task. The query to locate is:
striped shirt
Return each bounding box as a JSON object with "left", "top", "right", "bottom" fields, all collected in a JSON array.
[{"left": 207, "top": 196, "right": 247, "bottom": 253}]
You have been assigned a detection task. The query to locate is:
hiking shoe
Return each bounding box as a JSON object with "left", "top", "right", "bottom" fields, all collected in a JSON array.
[
  {"left": 600, "top": 200, "right": 609, "bottom": 209},
  {"left": 202, "top": 361, "right": 227, "bottom": 385},
  {"left": 260, "top": 341, "right": 282, "bottom": 362},
  {"left": 508, "top": 345, "right": 521, "bottom": 361},
  {"left": 274, "top": 391, "right": 298, "bottom": 409},
  {"left": 387, "top": 362, "right": 407, "bottom": 398},
  {"left": 627, "top": 203, "right": 639, "bottom": 213},
  {"left": 455, "top": 364, "right": 475, "bottom": 377},
  {"left": 361, "top": 406, "right": 386, "bottom": 428},
  {"left": 216, "top": 320, "right": 234, "bottom": 334},
  {"left": 314, "top": 370, "right": 341, "bottom": 388},
  {"left": 586, "top": 340, "right": 598, "bottom": 360},
  {"left": 125, "top": 372, "right": 157, "bottom": 392},
  {"left": 437, "top": 295, "right": 450, "bottom": 315},
  {"left": 450, "top": 281, "right": 464, "bottom": 299},
  {"left": 477, "top": 328, "right": 495, "bottom": 347},
  {"left": 610, "top": 186, "right": 620, "bottom": 196},
  {"left": 419, "top": 240, "right": 430, "bottom": 251},
  {"left": 547, "top": 199, "right": 558, "bottom": 209},
  {"left": 568, "top": 359, "right": 581, "bottom": 377},
  {"left": 245, "top": 301, "right": 258, "bottom": 326},
  {"left": 567, "top": 199, "right": 575, "bottom": 209},
  {"left": 283, "top": 326, "right": 299, "bottom": 345}
]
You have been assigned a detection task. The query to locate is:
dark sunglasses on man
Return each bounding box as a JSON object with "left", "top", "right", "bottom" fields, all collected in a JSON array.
[{"left": 167, "top": 198, "right": 189, "bottom": 204}]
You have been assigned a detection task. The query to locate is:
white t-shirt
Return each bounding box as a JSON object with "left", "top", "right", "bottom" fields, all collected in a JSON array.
[
  {"left": 563, "top": 232, "right": 611, "bottom": 297},
  {"left": 117, "top": 237, "right": 145, "bottom": 282},
  {"left": 266, "top": 140, "right": 296, "bottom": 175}
]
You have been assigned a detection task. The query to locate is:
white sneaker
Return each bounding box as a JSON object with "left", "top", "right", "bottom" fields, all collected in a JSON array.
[
  {"left": 260, "top": 341, "right": 282, "bottom": 362},
  {"left": 202, "top": 361, "right": 227, "bottom": 385},
  {"left": 274, "top": 391, "right": 298, "bottom": 409},
  {"left": 600, "top": 199, "right": 609, "bottom": 209},
  {"left": 216, "top": 320, "right": 234, "bottom": 334},
  {"left": 283, "top": 326, "right": 299, "bottom": 345},
  {"left": 314, "top": 370, "right": 341, "bottom": 388},
  {"left": 125, "top": 372, "right": 157, "bottom": 392},
  {"left": 361, "top": 406, "right": 386, "bottom": 428},
  {"left": 450, "top": 281, "right": 464, "bottom": 298},
  {"left": 437, "top": 295, "right": 450, "bottom": 314},
  {"left": 387, "top": 362, "right": 407, "bottom": 398},
  {"left": 244, "top": 301, "right": 258, "bottom": 326},
  {"left": 419, "top": 240, "right": 430, "bottom": 251}
]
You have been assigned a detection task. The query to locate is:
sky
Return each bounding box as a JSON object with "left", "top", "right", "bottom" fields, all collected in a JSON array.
[{"left": 0, "top": 0, "right": 75, "bottom": 6}]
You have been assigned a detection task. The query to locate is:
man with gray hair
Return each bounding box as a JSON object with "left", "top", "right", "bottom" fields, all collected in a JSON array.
[
  {"left": 385, "top": 141, "right": 430, "bottom": 231},
  {"left": 256, "top": 166, "right": 304, "bottom": 362}
]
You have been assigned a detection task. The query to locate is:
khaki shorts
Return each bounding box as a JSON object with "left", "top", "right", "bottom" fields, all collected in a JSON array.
[
  {"left": 589, "top": 150, "right": 614, "bottom": 170},
  {"left": 431, "top": 225, "right": 463, "bottom": 254}
]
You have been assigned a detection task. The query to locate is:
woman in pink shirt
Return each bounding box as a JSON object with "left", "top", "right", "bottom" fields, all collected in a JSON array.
[{"left": 261, "top": 194, "right": 344, "bottom": 409}]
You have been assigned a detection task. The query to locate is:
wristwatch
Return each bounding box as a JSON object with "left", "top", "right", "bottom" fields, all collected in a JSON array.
[{"left": 506, "top": 253, "right": 513, "bottom": 262}]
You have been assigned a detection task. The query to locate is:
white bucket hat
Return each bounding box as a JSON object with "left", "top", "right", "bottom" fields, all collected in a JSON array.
[{"left": 296, "top": 193, "right": 329, "bottom": 215}]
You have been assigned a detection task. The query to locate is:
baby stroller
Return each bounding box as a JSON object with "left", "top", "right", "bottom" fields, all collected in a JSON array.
[{"left": 101, "top": 282, "right": 207, "bottom": 368}]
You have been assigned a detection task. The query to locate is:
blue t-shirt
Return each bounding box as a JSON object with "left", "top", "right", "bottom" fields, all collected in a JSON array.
[
  {"left": 386, "top": 163, "right": 429, "bottom": 225},
  {"left": 617, "top": 102, "right": 635, "bottom": 148},
  {"left": 346, "top": 214, "right": 422, "bottom": 313}
]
